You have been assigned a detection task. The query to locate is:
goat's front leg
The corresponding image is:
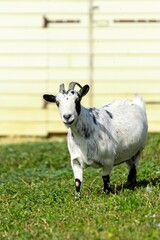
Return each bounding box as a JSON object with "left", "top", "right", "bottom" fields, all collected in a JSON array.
[
  {"left": 102, "top": 175, "right": 113, "bottom": 193},
  {"left": 71, "top": 158, "right": 83, "bottom": 199}
]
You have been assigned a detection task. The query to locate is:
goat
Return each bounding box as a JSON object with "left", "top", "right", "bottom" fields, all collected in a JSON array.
[{"left": 43, "top": 82, "right": 148, "bottom": 198}]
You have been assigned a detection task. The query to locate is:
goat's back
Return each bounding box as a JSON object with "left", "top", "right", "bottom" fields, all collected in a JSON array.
[{"left": 103, "top": 97, "right": 148, "bottom": 163}]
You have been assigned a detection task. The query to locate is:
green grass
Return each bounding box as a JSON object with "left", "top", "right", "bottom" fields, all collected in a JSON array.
[{"left": 0, "top": 134, "right": 159, "bottom": 240}]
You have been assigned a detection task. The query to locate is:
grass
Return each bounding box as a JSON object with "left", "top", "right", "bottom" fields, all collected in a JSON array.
[{"left": 0, "top": 134, "right": 159, "bottom": 240}]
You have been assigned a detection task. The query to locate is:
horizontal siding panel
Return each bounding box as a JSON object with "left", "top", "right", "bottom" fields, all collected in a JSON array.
[
  {"left": 49, "top": 56, "right": 68, "bottom": 68},
  {"left": 0, "top": 42, "right": 47, "bottom": 54},
  {"left": 0, "top": 1, "right": 89, "bottom": 14},
  {"left": 94, "top": 56, "right": 160, "bottom": 68},
  {"left": 48, "top": 69, "right": 90, "bottom": 81},
  {"left": 0, "top": 15, "right": 43, "bottom": 28},
  {"left": 147, "top": 106, "right": 160, "bottom": 121},
  {"left": 94, "top": 41, "right": 160, "bottom": 54},
  {"left": 94, "top": 28, "right": 160, "bottom": 40},
  {"left": 43, "top": 14, "right": 89, "bottom": 27},
  {"left": 48, "top": 108, "right": 68, "bottom": 133},
  {"left": 0, "top": 29, "right": 88, "bottom": 41},
  {"left": 0, "top": 55, "right": 70, "bottom": 68},
  {"left": 94, "top": 93, "right": 160, "bottom": 103},
  {"left": 0, "top": 122, "right": 47, "bottom": 136},
  {"left": 0, "top": 69, "right": 47, "bottom": 81},
  {"left": 93, "top": 82, "right": 160, "bottom": 94},
  {"left": 147, "top": 104, "right": 160, "bottom": 132},
  {"left": 94, "top": 1, "right": 160, "bottom": 13},
  {"left": 0, "top": 95, "right": 44, "bottom": 108},
  {"left": 94, "top": 14, "right": 160, "bottom": 22},
  {"left": 0, "top": 55, "right": 89, "bottom": 68},
  {"left": 0, "top": 14, "right": 89, "bottom": 28},
  {"left": 0, "top": 1, "right": 46, "bottom": 14},
  {"left": 0, "top": 109, "right": 46, "bottom": 122},
  {"left": 0, "top": 56, "right": 47, "bottom": 68},
  {"left": 47, "top": 13, "right": 89, "bottom": 21},
  {"left": 48, "top": 109, "right": 62, "bottom": 122},
  {"left": 0, "top": 41, "right": 89, "bottom": 54},
  {"left": 0, "top": 82, "right": 46, "bottom": 94},
  {"left": 70, "top": 56, "right": 89, "bottom": 67},
  {"left": 47, "top": 41, "right": 89, "bottom": 54},
  {"left": 93, "top": 94, "right": 160, "bottom": 105},
  {"left": 94, "top": 69, "right": 160, "bottom": 81},
  {"left": 48, "top": 122, "right": 67, "bottom": 134},
  {"left": 148, "top": 122, "right": 160, "bottom": 132}
]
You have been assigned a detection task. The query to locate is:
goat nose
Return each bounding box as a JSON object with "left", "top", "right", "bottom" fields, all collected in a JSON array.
[{"left": 63, "top": 114, "right": 71, "bottom": 120}]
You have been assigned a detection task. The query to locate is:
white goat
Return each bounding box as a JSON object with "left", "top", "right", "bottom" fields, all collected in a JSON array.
[{"left": 43, "top": 82, "right": 148, "bottom": 197}]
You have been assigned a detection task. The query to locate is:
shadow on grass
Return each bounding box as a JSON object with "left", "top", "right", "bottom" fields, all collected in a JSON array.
[
  {"left": 91, "top": 175, "right": 160, "bottom": 196},
  {"left": 136, "top": 175, "right": 160, "bottom": 188},
  {"left": 114, "top": 175, "right": 160, "bottom": 194}
]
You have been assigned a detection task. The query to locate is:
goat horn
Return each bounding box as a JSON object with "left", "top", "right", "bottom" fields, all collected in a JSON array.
[
  {"left": 68, "top": 82, "right": 82, "bottom": 90},
  {"left": 59, "top": 83, "right": 65, "bottom": 92}
]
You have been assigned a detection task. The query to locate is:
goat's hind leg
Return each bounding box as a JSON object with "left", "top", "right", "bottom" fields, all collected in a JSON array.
[
  {"left": 126, "top": 151, "right": 140, "bottom": 190},
  {"left": 102, "top": 161, "right": 115, "bottom": 194}
]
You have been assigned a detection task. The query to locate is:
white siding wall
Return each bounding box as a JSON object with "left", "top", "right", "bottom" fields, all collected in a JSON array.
[{"left": 0, "top": 0, "right": 159, "bottom": 136}]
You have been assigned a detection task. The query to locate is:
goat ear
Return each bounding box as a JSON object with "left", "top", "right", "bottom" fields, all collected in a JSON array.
[
  {"left": 43, "top": 94, "right": 56, "bottom": 103},
  {"left": 79, "top": 85, "right": 90, "bottom": 98}
]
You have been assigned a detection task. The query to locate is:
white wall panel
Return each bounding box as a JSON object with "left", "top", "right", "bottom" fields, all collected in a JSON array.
[{"left": 0, "top": 0, "right": 159, "bottom": 136}]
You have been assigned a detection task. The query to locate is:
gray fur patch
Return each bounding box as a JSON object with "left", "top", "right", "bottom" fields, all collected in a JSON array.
[
  {"left": 105, "top": 110, "right": 113, "bottom": 119},
  {"left": 82, "top": 125, "right": 92, "bottom": 138},
  {"left": 89, "top": 108, "right": 97, "bottom": 124}
]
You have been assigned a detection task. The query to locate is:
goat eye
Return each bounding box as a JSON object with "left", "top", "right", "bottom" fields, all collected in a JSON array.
[
  {"left": 71, "top": 90, "right": 74, "bottom": 95},
  {"left": 56, "top": 101, "right": 59, "bottom": 107}
]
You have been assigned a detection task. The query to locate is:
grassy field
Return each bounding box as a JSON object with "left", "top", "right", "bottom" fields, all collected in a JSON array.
[{"left": 0, "top": 134, "right": 159, "bottom": 240}]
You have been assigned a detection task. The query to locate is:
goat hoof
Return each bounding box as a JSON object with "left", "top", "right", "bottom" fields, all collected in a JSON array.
[
  {"left": 103, "top": 189, "right": 111, "bottom": 195},
  {"left": 103, "top": 187, "right": 117, "bottom": 195},
  {"left": 126, "top": 179, "right": 136, "bottom": 191},
  {"left": 75, "top": 192, "right": 81, "bottom": 200},
  {"left": 126, "top": 183, "right": 136, "bottom": 191}
]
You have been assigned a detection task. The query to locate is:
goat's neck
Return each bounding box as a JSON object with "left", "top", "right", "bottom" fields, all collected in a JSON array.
[{"left": 70, "top": 106, "right": 93, "bottom": 137}]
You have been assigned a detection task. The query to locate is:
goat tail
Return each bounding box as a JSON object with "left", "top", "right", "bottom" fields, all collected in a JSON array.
[
  {"left": 133, "top": 94, "right": 146, "bottom": 110},
  {"left": 133, "top": 94, "right": 148, "bottom": 132}
]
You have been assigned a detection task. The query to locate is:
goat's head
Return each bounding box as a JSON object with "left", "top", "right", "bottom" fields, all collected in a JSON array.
[{"left": 43, "top": 82, "right": 89, "bottom": 126}]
